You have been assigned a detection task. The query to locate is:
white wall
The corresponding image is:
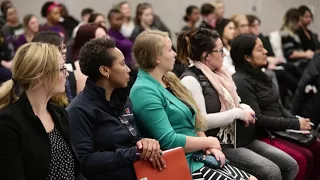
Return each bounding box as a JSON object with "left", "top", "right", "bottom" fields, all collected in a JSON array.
[{"left": 12, "top": 0, "right": 320, "bottom": 39}]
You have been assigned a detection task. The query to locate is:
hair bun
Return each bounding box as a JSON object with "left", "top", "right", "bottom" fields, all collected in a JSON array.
[{"left": 183, "top": 15, "right": 188, "bottom": 22}]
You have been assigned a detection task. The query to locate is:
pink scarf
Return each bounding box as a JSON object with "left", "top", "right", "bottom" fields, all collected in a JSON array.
[{"left": 189, "top": 60, "right": 239, "bottom": 111}]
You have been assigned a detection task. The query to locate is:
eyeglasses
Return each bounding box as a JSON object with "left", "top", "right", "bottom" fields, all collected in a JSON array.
[
  {"left": 212, "top": 48, "right": 224, "bottom": 56},
  {"left": 119, "top": 115, "right": 137, "bottom": 137},
  {"left": 59, "top": 44, "right": 66, "bottom": 52},
  {"left": 59, "top": 67, "right": 68, "bottom": 76},
  {"left": 205, "top": 48, "right": 224, "bottom": 59}
]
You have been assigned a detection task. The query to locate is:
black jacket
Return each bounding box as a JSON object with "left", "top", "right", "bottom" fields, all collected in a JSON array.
[
  {"left": 233, "top": 65, "right": 300, "bottom": 138},
  {"left": 67, "top": 79, "right": 142, "bottom": 180},
  {"left": 61, "top": 16, "right": 79, "bottom": 40},
  {"left": 0, "top": 93, "right": 80, "bottom": 180},
  {"left": 297, "top": 27, "right": 320, "bottom": 51},
  {"left": 199, "top": 21, "right": 214, "bottom": 30},
  {"left": 291, "top": 54, "right": 320, "bottom": 126}
]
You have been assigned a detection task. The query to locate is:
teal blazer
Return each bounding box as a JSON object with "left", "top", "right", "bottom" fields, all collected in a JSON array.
[{"left": 130, "top": 69, "right": 203, "bottom": 172}]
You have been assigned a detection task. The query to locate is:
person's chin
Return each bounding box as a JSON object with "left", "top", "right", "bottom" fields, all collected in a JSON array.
[{"left": 122, "top": 82, "right": 128, "bottom": 88}]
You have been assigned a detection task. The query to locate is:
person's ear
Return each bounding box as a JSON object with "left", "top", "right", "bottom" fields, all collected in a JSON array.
[
  {"left": 244, "top": 54, "right": 252, "bottom": 63},
  {"left": 202, "top": 51, "right": 208, "bottom": 61},
  {"left": 99, "top": 66, "right": 110, "bottom": 78},
  {"left": 155, "top": 56, "right": 161, "bottom": 65}
]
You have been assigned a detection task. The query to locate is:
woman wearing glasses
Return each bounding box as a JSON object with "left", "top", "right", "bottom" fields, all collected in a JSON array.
[
  {"left": 0, "top": 43, "right": 79, "bottom": 179},
  {"left": 67, "top": 37, "right": 165, "bottom": 180},
  {"left": 32, "top": 31, "right": 76, "bottom": 106},
  {"left": 178, "top": 29, "right": 298, "bottom": 180}
]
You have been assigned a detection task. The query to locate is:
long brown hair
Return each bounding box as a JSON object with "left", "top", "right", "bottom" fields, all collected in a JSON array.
[
  {"left": 163, "top": 72, "right": 207, "bottom": 131},
  {"left": 135, "top": 3, "right": 152, "bottom": 25}
]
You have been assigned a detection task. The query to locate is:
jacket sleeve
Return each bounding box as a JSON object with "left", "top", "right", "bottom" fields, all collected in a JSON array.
[
  {"left": 234, "top": 76, "right": 300, "bottom": 131},
  {"left": 281, "top": 35, "right": 297, "bottom": 61},
  {"left": 67, "top": 106, "right": 138, "bottom": 174},
  {"left": 130, "top": 85, "right": 187, "bottom": 150},
  {"left": 291, "top": 57, "right": 319, "bottom": 115},
  {"left": 129, "top": 27, "right": 141, "bottom": 42},
  {"left": 0, "top": 113, "right": 27, "bottom": 180}
]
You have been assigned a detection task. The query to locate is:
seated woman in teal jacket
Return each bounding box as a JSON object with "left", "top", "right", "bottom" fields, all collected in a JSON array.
[{"left": 130, "top": 30, "right": 256, "bottom": 180}]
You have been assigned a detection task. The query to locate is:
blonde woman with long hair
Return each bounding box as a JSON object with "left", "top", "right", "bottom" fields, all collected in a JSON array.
[
  {"left": 0, "top": 42, "right": 79, "bottom": 179},
  {"left": 130, "top": 30, "right": 256, "bottom": 180}
]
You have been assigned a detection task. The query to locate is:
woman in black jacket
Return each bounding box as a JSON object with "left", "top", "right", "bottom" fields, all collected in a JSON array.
[
  {"left": 231, "top": 34, "right": 320, "bottom": 180},
  {"left": 0, "top": 42, "right": 79, "bottom": 179},
  {"left": 297, "top": 5, "right": 320, "bottom": 52},
  {"left": 67, "top": 37, "right": 165, "bottom": 180}
]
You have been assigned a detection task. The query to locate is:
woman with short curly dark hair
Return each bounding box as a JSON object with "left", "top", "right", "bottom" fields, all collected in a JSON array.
[{"left": 67, "top": 37, "right": 166, "bottom": 180}]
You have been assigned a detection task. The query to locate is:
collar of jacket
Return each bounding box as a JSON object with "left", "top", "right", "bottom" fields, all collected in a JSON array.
[
  {"left": 83, "top": 78, "right": 130, "bottom": 117},
  {"left": 137, "top": 69, "right": 195, "bottom": 126},
  {"left": 16, "top": 92, "right": 72, "bottom": 147},
  {"left": 235, "top": 61, "right": 272, "bottom": 84}
]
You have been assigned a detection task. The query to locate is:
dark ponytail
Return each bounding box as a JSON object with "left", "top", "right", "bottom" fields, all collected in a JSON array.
[
  {"left": 183, "top": 15, "right": 189, "bottom": 22},
  {"left": 177, "top": 30, "right": 192, "bottom": 66},
  {"left": 177, "top": 28, "right": 220, "bottom": 66}
]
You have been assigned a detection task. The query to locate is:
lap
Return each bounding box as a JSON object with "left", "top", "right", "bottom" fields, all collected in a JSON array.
[
  {"left": 259, "top": 137, "right": 313, "bottom": 162},
  {"left": 223, "top": 146, "right": 278, "bottom": 169},
  {"left": 223, "top": 146, "right": 279, "bottom": 179},
  {"left": 245, "top": 140, "right": 297, "bottom": 170}
]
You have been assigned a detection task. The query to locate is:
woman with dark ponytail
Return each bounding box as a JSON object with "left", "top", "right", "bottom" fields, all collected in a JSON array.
[
  {"left": 181, "top": 5, "right": 200, "bottom": 32},
  {"left": 179, "top": 28, "right": 299, "bottom": 180}
]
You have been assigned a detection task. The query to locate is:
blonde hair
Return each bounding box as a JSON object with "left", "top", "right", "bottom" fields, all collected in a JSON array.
[
  {"left": 133, "top": 30, "right": 168, "bottom": 71},
  {"left": 231, "top": 14, "right": 247, "bottom": 28},
  {"left": 213, "top": 0, "right": 224, "bottom": 7},
  {"left": 163, "top": 72, "right": 207, "bottom": 131},
  {"left": 50, "top": 93, "right": 69, "bottom": 107},
  {"left": 0, "top": 42, "right": 60, "bottom": 110}
]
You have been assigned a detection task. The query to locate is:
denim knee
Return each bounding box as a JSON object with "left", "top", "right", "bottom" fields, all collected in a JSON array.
[{"left": 257, "top": 164, "right": 282, "bottom": 180}]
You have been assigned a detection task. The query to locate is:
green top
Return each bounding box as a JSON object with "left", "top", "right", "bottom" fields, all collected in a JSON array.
[{"left": 130, "top": 69, "right": 204, "bottom": 172}]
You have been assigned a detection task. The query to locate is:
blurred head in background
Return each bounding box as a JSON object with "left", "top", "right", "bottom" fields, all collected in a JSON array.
[
  {"left": 298, "top": 5, "right": 313, "bottom": 28},
  {"left": 282, "top": 8, "right": 300, "bottom": 32},
  {"left": 23, "top": 14, "right": 39, "bottom": 34},
  {"left": 231, "top": 14, "right": 249, "bottom": 36},
  {"left": 119, "top": 1, "right": 132, "bottom": 20},
  {"left": 247, "top": 15, "right": 261, "bottom": 36},
  {"left": 135, "top": 3, "right": 154, "bottom": 28},
  {"left": 88, "top": 13, "right": 106, "bottom": 27},
  {"left": 41, "top": 1, "right": 61, "bottom": 25},
  {"left": 183, "top": 5, "right": 200, "bottom": 25},
  {"left": 213, "top": 0, "right": 225, "bottom": 20},
  {"left": 81, "top": 8, "right": 94, "bottom": 23},
  {"left": 201, "top": 3, "right": 216, "bottom": 28}
]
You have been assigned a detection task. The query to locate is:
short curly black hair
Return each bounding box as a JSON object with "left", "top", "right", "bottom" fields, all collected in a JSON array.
[
  {"left": 41, "top": 1, "right": 55, "bottom": 18},
  {"left": 79, "top": 38, "right": 117, "bottom": 82}
]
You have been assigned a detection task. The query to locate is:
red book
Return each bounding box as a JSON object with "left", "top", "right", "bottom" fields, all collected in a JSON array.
[{"left": 134, "top": 147, "right": 192, "bottom": 180}]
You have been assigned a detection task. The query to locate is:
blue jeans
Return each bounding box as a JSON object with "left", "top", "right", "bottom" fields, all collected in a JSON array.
[{"left": 223, "top": 140, "right": 298, "bottom": 180}]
